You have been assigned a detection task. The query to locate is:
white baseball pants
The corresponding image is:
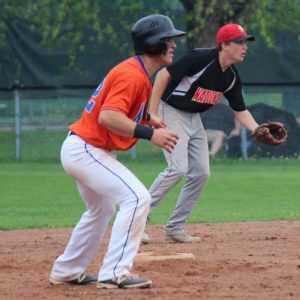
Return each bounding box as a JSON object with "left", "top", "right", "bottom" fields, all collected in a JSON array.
[{"left": 50, "top": 134, "right": 150, "bottom": 281}]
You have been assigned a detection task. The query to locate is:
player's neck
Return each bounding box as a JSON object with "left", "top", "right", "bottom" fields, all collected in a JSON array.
[
  {"left": 218, "top": 51, "right": 233, "bottom": 71},
  {"left": 138, "top": 55, "right": 161, "bottom": 78}
]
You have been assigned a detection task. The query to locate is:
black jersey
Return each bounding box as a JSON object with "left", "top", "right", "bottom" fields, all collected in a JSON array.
[{"left": 163, "top": 48, "right": 246, "bottom": 113}]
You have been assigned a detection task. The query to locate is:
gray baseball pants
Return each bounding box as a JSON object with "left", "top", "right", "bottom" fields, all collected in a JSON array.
[{"left": 148, "top": 101, "right": 210, "bottom": 234}]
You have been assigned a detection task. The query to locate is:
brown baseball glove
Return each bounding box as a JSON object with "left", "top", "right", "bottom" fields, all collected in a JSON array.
[{"left": 252, "top": 121, "right": 288, "bottom": 146}]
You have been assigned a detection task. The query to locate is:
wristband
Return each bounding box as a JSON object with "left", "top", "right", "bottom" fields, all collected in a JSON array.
[
  {"left": 133, "top": 124, "right": 154, "bottom": 140},
  {"left": 146, "top": 112, "right": 151, "bottom": 121}
]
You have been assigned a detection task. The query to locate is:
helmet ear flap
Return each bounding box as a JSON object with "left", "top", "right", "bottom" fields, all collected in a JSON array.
[{"left": 143, "top": 39, "right": 167, "bottom": 55}]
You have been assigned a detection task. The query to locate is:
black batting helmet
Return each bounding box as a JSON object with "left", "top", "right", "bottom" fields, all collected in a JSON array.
[{"left": 131, "top": 14, "right": 186, "bottom": 56}]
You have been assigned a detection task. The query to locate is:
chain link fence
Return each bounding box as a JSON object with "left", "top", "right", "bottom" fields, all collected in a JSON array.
[{"left": 1, "top": 85, "right": 300, "bottom": 163}]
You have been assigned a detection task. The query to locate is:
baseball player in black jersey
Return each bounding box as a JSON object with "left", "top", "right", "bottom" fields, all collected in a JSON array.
[{"left": 142, "top": 23, "right": 260, "bottom": 244}]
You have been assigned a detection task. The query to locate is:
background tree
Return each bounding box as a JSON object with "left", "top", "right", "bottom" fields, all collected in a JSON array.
[
  {"left": 2, "top": 0, "right": 299, "bottom": 55},
  {"left": 0, "top": 0, "right": 184, "bottom": 71},
  {"left": 180, "top": 0, "right": 300, "bottom": 49},
  {"left": 0, "top": 0, "right": 299, "bottom": 86}
]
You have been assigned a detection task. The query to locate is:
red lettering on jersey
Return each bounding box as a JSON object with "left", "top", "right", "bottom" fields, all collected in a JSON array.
[{"left": 192, "top": 87, "right": 222, "bottom": 105}]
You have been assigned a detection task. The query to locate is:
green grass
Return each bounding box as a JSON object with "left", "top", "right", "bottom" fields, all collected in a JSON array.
[
  {"left": 0, "top": 131, "right": 164, "bottom": 163},
  {"left": 0, "top": 159, "right": 299, "bottom": 230}
]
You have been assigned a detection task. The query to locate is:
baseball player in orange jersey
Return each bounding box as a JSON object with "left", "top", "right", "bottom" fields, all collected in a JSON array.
[{"left": 49, "top": 14, "right": 185, "bottom": 289}]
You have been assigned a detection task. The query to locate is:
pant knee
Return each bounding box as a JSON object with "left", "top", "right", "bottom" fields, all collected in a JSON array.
[
  {"left": 87, "top": 201, "right": 116, "bottom": 220},
  {"left": 169, "top": 166, "right": 187, "bottom": 179},
  {"left": 188, "top": 169, "right": 210, "bottom": 184},
  {"left": 131, "top": 191, "right": 151, "bottom": 219},
  {"left": 202, "top": 170, "right": 210, "bottom": 181},
  {"left": 138, "top": 191, "right": 151, "bottom": 209}
]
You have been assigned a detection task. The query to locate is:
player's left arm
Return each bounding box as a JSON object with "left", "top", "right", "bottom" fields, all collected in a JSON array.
[
  {"left": 233, "top": 110, "right": 288, "bottom": 146},
  {"left": 233, "top": 110, "right": 258, "bottom": 133},
  {"left": 226, "top": 74, "right": 287, "bottom": 145}
]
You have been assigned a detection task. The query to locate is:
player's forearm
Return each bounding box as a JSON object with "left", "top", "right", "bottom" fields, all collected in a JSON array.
[
  {"left": 234, "top": 110, "right": 258, "bottom": 132},
  {"left": 99, "top": 110, "right": 136, "bottom": 137},
  {"left": 149, "top": 68, "right": 171, "bottom": 115}
]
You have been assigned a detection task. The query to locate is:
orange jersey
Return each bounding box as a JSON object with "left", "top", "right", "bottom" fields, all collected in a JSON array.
[{"left": 69, "top": 57, "right": 152, "bottom": 151}]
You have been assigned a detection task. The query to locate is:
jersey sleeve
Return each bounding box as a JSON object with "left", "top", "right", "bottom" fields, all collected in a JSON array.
[
  {"left": 166, "top": 51, "right": 199, "bottom": 83},
  {"left": 224, "top": 71, "right": 246, "bottom": 112},
  {"left": 101, "top": 72, "right": 140, "bottom": 114},
  {"left": 166, "top": 48, "right": 216, "bottom": 83}
]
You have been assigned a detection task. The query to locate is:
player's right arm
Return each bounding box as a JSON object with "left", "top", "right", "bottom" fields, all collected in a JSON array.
[
  {"left": 99, "top": 110, "right": 178, "bottom": 153},
  {"left": 149, "top": 68, "right": 171, "bottom": 115},
  {"left": 149, "top": 51, "right": 201, "bottom": 116},
  {"left": 99, "top": 110, "right": 136, "bottom": 137}
]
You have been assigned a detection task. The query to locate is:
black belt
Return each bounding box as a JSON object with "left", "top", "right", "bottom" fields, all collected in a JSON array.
[{"left": 69, "top": 131, "right": 76, "bottom": 136}]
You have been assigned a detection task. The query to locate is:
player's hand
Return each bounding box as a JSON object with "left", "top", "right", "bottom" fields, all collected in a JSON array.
[
  {"left": 147, "top": 113, "right": 167, "bottom": 129},
  {"left": 150, "top": 128, "right": 179, "bottom": 153}
]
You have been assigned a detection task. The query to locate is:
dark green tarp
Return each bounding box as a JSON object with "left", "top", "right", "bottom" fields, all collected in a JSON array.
[{"left": 1, "top": 19, "right": 299, "bottom": 89}]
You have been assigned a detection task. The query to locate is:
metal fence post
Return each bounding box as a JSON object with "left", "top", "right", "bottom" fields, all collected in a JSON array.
[
  {"left": 14, "top": 85, "right": 21, "bottom": 160},
  {"left": 131, "top": 145, "right": 137, "bottom": 160},
  {"left": 240, "top": 127, "right": 248, "bottom": 160},
  {"left": 240, "top": 89, "right": 248, "bottom": 160}
]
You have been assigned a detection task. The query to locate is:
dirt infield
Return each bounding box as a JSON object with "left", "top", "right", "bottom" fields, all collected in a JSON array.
[{"left": 1, "top": 221, "right": 299, "bottom": 300}]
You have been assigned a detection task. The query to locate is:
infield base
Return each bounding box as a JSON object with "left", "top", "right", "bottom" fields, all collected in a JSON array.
[{"left": 135, "top": 252, "right": 196, "bottom": 262}]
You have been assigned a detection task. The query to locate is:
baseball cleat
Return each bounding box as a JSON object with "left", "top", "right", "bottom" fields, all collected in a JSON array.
[
  {"left": 141, "top": 231, "right": 150, "bottom": 244},
  {"left": 165, "top": 232, "right": 201, "bottom": 243},
  {"left": 49, "top": 273, "right": 97, "bottom": 285},
  {"left": 97, "top": 274, "right": 152, "bottom": 289}
]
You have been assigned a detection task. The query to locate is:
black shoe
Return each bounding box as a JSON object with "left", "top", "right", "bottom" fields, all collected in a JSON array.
[
  {"left": 50, "top": 273, "right": 97, "bottom": 285},
  {"left": 97, "top": 274, "right": 152, "bottom": 289}
]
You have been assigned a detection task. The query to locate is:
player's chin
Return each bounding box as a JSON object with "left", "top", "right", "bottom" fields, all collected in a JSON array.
[
  {"left": 234, "top": 55, "right": 245, "bottom": 64},
  {"left": 240, "top": 53, "right": 247, "bottom": 61},
  {"left": 161, "top": 52, "right": 174, "bottom": 65},
  {"left": 164, "top": 56, "right": 173, "bottom": 65}
]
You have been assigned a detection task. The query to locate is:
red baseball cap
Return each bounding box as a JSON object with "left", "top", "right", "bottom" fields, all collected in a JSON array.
[{"left": 216, "top": 23, "right": 255, "bottom": 45}]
